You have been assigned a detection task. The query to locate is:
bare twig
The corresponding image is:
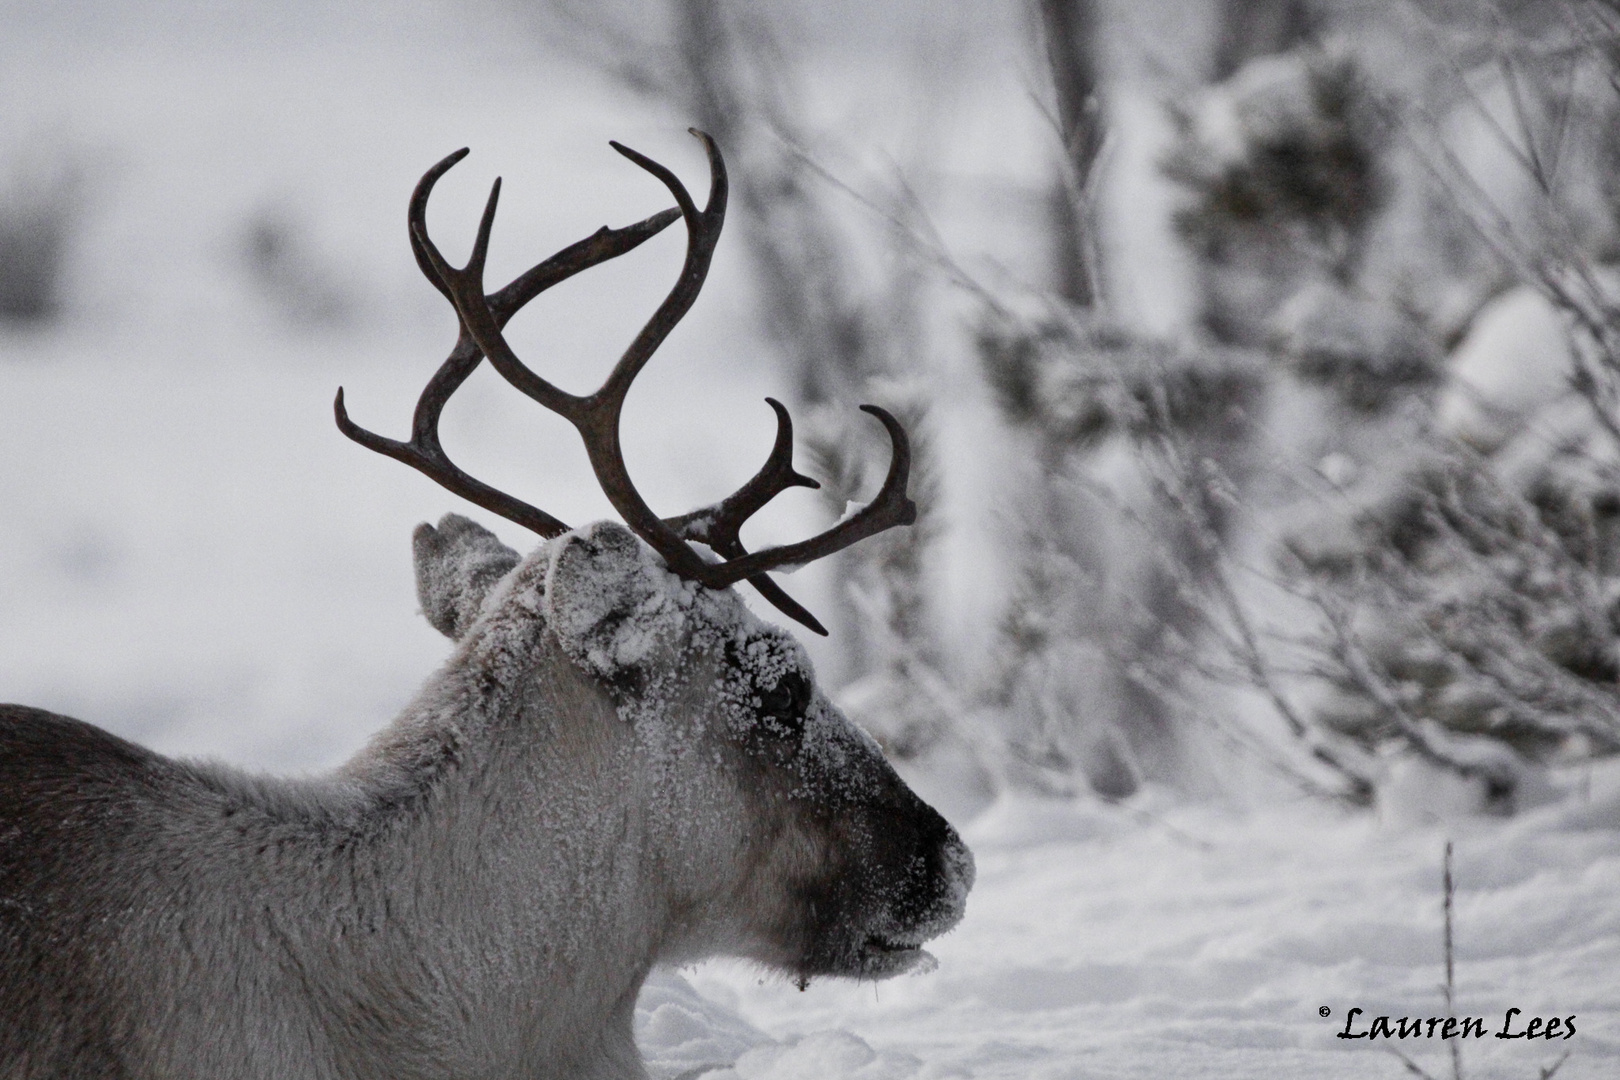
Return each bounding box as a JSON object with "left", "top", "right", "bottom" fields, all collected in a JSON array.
[
  {"left": 770, "top": 131, "right": 1014, "bottom": 319},
  {"left": 1443, "top": 840, "right": 1463, "bottom": 1080},
  {"left": 1390, "top": 1047, "right": 1445, "bottom": 1080}
]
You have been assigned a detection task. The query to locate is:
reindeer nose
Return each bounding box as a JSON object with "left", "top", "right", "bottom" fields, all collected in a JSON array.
[
  {"left": 884, "top": 798, "right": 974, "bottom": 939},
  {"left": 926, "top": 810, "right": 975, "bottom": 920}
]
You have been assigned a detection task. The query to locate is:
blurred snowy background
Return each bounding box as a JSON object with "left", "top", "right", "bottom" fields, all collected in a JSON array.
[{"left": 3, "top": 0, "right": 1620, "bottom": 1076}]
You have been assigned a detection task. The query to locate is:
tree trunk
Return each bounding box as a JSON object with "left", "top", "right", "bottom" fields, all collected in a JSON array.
[{"left": 1037, "top": 0, "right": 1105, "bottom": 308}]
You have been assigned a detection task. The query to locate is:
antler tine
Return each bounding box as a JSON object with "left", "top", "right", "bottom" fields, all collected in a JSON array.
[
  {"left": 596, "top": 130, "right": 726, "bottom": 404},
  {"left": 408, "top": 148, "right": 472, "bottom": 303},
  {"left": 489, "top": 209, "right": 681, "bottom": 323},
  {"left": 696, "top": 404, "right": 917, "bottom": 588},
  {"left": 665, "top": 399, "right": 819, "bottom": 543},
  {"left": 335, "top": 346, "right": 571, "bottom": 538},
  {"left": 408, "top": 148, "right": 685, "bottom": 324},
  {"left": 665, "top": 397, "right": 827, "bottom": 634},
  {"left": 411, "top": 159, "right": 584, "bottom": 421}
]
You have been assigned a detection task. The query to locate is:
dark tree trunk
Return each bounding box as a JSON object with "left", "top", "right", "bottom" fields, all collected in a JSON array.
[{"left": 1037, "top": 0, "right": 1105, "bottom": 308}]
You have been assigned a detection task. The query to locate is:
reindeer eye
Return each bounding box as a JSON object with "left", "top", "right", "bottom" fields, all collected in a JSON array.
[{"left": 758, "top": 671, "right": 810, "bottom": 732}]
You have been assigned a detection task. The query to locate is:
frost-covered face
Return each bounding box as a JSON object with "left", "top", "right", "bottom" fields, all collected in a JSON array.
[
  {"left": 701, "top": 625, "right": 975, "bottom": 979},
  {"left": 415, "top": 515, "right": 973, "bottom": 981}
]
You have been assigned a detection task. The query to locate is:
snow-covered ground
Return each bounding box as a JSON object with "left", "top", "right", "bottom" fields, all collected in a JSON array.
[
  {"left": 644, "top": 784, "right": 1620, "bottom": 1079},
  {"left": 4, "top": 3, "right": 1619, "bottom": 1078}
]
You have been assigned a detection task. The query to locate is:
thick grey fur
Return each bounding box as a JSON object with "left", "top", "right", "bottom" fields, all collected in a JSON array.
[
  {"left": 0, "top": 515, "right": 972, "bottom": 1079},
  {"left": 413, "top": 514, "right": 521, "bottom": 641}
]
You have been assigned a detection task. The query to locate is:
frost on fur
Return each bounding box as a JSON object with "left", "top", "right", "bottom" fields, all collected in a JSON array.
[
  {"left": 541, "top": 522, "right": 827, "bottom": 744},
  {"left": 413, "top": 513, "right": 522, "bottom": 641},
  {"left": 544, "top": 520, "right": 706, "bottom": 682}
]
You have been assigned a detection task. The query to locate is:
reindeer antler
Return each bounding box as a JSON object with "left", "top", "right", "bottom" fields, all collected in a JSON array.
[
  {"left": 336, "top": 148, "right": 680, "bottom": 538},
  {"left": 338, "top": 132, "right": 916, "bottom": 635}
]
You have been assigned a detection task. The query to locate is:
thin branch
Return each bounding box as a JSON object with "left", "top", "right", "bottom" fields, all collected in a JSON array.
[
  {"left": 1389, "top": 1047, "right": 1445, "bottom": 1080},
  {"left": 770, "top": 131, "right": 1013, "bottom": 319},
  {"left": 1444, "top": 840, "right": 1464, "bottom": 1080}
]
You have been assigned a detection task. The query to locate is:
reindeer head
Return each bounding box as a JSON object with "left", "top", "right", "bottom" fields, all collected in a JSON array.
[
  {"left": 340, "top": 134, "right": 972, "bottom": 981},
  {"left": 414, "top": 513, "right": 971, "bottom": 980}
]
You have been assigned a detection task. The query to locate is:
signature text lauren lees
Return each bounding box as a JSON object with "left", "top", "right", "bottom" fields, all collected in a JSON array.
[{"left": 1335, "top": 1008, "right": 1575, "bottom": 1041}]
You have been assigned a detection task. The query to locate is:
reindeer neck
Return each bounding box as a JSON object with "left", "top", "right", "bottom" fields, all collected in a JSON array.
[{"left": 303, "top": 636, "right": 666, "bottom": 1072}]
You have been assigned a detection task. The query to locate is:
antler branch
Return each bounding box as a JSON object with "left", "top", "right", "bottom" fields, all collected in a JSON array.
[
  {"left": 663, "top": 398, "right": 826, "bottom": 633},
  {"left": 336, "top": 148, "right": 681, "bottom": 539},
  {"left": 688, "top": 404, "right": 916, "bottom": 587}
]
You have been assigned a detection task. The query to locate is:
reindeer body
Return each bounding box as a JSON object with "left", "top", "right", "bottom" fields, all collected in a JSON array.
[{"left": 1, "top": 520, "right": 972, "bottom": 1079}]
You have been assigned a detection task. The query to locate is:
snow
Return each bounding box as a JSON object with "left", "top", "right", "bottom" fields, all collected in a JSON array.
[
  {"left": 1438, "top": 285, "right": 1582, "bottom": 453},
  {"left": 3, "top": 3, "right": 1619, "bottom": 1079},
  {"left": 642, "top": 784, "right": 1620, "bottom": 1079}
]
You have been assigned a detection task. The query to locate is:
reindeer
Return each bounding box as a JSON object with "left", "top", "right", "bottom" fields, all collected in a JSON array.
[{"left": 0, "top": 132, "right": 973, "bottom": 1080}]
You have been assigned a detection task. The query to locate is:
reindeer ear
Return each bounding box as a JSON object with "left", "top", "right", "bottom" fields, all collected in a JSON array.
[
  {"left": 413, "top": 514, "right": 522, "bottom": 640},
  {"left": 545, "top": 521, "right": 687, "bottom": 681}
]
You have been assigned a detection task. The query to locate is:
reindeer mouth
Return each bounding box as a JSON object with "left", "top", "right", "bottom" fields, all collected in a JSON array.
[{"left": 856, "top": 935, "right": 937, "bottom": 978}]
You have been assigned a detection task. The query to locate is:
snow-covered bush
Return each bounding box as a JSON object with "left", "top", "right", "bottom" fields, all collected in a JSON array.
[
  {"left": 1268, "top": 281, "right": 1440, "bottom": 412},
  {"left": 974, "top": 309, "right": 1268, "bottom": 797},
  {"left": 1139, "top": 18, "right": 1620, "bottom": 809},
  {"left": 1164, "top": 50, "right": 1387, "bottom": 344},
  {"left": 1286, "top": 440, "right": 1620, "bottom": 762},
  {"left": 978, "top": 313, "right": 1262, "bottom": 451},
  {"left": 1273, "top": 264, "right": 1620, "bottom": 782}
]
